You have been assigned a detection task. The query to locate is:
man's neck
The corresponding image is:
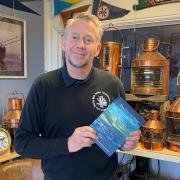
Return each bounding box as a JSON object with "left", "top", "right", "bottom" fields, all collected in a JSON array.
[{"left": 66, "top": 63, "right": 92, "bottom": 80}]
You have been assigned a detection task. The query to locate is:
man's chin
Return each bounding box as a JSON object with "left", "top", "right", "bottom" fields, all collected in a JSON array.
[{"left": 68, "top": 59, "right": 88, "bottom": 68}]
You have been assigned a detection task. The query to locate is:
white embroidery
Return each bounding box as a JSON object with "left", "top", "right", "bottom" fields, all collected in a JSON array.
[{"left": 92, "top": 91, "right": 110, "bottom": 111}]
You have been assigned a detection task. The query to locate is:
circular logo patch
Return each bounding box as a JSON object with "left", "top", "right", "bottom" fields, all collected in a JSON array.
[{"left": 92, "top": 91, "right": 110, "bottom": 111}]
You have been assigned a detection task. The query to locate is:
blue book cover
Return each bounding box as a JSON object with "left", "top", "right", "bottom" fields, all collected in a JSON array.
[{"left": 90, "top": 96, "right": 145, "bottom": 157}]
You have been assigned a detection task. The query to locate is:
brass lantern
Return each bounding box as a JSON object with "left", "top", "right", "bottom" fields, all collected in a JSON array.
[
  {"left": 99, "top": 42, "right": 122, "bottom": 78},
  {"left": 141, "top": 110, "right": 165, "bottom": 150},
  {"left": 131, "top": 38, "right": 169, "bottom": 95},
  {"left": 166, "top": 73, "right": 180, "bottom": 153}
]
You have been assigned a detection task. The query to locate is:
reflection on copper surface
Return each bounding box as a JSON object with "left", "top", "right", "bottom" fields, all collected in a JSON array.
[
  {"left": 100, "top": 42, "right": 122, "bottom": 78},
  {"left": 141, "top": 110, "right": 165, "bottom": 150},
  {"left": 131, "top": 38, "right": 169, "bottom": 95},
  {"left": 166, "top": 72, "right": 180, "bottom": 152}
]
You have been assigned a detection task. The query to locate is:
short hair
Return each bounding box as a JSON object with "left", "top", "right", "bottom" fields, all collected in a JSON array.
[{"left": 64, "top": 12, "right": 103, "bottom": 42}]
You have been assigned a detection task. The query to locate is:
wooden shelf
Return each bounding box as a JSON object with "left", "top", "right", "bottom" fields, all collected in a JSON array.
[
  {"left": 117, "top": 144, "right": 180, "bottom": 164},
  {"left": 125, "top": 94, "right": 168, "bottom": 102},
  {"left": 0, "top": 151, "right": 20, "bottom": 163}
]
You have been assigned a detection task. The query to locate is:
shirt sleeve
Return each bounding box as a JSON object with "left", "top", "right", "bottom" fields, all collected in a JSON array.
[{"left": 14, "top": 77, "right": 69, "bottom": 159}]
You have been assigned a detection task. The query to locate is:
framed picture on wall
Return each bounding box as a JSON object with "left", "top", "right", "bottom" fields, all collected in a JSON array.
[{"left": 0, "top": 14, "right": 27, "bottom": 78}]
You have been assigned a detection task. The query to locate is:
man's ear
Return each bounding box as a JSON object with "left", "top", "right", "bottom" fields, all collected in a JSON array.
[{"left": 95, "top": 43, "right": 101, "bottom": 57}]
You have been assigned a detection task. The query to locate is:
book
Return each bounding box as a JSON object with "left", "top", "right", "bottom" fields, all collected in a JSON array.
[{"left": 90, "top": 96, "right": 145, "bottom": 157}]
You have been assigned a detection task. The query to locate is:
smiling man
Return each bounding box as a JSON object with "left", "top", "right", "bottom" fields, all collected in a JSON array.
[{"left": 14, "top": 12, "right": 140, "bottom": 180}]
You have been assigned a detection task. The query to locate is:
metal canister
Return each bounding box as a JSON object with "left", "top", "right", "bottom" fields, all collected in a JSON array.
[{"left": 99, "top": 42, "right": 122, "bottom": 78}]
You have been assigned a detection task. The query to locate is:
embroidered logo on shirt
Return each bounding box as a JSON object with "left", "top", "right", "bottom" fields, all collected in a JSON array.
[{"left": 92, "top": 91, "right": 110, "bottom": 111}]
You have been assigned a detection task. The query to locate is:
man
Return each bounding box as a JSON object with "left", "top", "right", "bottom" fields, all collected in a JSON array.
[{"left": 14, "top": 12, "right": 140, "bottom": 180}]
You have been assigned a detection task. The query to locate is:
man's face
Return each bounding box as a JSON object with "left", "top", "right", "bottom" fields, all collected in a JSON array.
[{"left": 62, "top": 19, "right": 101, "bottom": 69}]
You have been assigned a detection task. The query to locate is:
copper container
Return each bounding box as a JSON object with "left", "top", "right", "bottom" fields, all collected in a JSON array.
[
  {"left": 3, "top": 110, "right": 22, "bottom": 128},
  {"left": 166, "top": 73, "right": 180, "bottom": 152},
  {"left": 2, "top": 91, "right": 24, "bottom": 152},
  {"left": 100, "top": 42, "right": 122, "bottom": 78},
  {"left": 131, "top": 38, "right": 169, "bottom": 95},
  {"left": 141, "top": 110, "right": 165, "bottom": 150},
  {"left": 8, "top": 98, "right": 22, "bottom": 110},
  {"left": 3, "top": 91, "right": 24, "bottom": 129}
]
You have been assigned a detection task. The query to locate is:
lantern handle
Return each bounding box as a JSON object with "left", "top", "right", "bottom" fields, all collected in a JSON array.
[
  {"left": 8, "top": 90, "right": 25, "bottom": 103},
  {"left": 104, "top": 23, "right": 124, "bottom": 42},
  {"left": 142, "top": 39, "right": 160, "bottom": 52}
]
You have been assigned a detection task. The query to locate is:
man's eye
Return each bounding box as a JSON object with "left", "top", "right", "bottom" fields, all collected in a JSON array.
[
  {"left": 72, "top": 36, "right": 78, "bottom": 40},
  {"left": 85, "top": 37, "right": 93, "bottom": 44}
]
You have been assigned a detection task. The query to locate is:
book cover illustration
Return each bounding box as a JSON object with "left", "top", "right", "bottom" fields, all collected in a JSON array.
[{"left": 90, "top": 96, "right": 145, "bottom": 157}]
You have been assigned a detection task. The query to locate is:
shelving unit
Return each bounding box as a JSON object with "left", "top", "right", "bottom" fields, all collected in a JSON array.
[
  {"left": 122, "top": 94, "right": 180, "bottom": 164},
  {"left": 125, "top": 93, "right": 169, "bottom": 123},
  {"left": 118, "top": 143, "right": 180, "bottom": 163}
]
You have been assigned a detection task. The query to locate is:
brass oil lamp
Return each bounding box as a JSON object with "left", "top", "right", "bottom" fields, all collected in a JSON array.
[
  {"left": 131, "top": 38, "right": 169, "bottom": 95},
  {"left": 141, "top": 110, "right": 165, "bottom": 150},
  {"left": 99, "top": 42, "right": 122, "bottom": 78},
  {"left": 166, "top": 72, "right": 180, "bottom": 153}
]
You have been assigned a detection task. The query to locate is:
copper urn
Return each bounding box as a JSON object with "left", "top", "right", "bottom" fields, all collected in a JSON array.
[
  {"left": 131, "top": 38, "right": 169, "bottom": 95},
  {"left": 99, "top": 42, "right": 122, "bottom": 78}
]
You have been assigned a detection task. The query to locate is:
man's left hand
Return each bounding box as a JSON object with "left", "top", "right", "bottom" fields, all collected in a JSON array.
[{"left": 120, "top": 130, "right": 141, "bottom": 151}]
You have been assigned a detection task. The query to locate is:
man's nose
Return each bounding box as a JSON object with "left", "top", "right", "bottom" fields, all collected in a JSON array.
[{"left": 77, "top": 38, "right": 85, "bottom": 48}]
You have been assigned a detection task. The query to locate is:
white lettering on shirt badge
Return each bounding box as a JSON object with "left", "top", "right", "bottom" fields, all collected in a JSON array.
[{"left": 92, "top": 91, "right": 110, "bottom": 111}]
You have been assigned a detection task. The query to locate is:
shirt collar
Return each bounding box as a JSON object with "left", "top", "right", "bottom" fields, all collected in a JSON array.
[{"left": 61, "top": 64, "right": 94, "bottom": 87}]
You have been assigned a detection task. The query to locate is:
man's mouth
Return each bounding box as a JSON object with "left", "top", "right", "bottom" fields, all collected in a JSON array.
[{"left": 72, "top": 52, "right": 85, "bottom": 56}]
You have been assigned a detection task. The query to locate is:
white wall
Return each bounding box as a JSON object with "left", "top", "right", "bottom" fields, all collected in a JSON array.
[{"left": 0, "top": 1, "right": 44, "bottom": 121}]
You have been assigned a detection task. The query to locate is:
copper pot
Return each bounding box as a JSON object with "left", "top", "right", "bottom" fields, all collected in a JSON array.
[
  {"left": 99, "top": 42, "right": 122, "bottom": 78},
  {"left": 131, "top": 38, "right": 169, "bottom": 95}
]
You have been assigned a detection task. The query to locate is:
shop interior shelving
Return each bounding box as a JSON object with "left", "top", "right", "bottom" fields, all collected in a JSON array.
[
  {"left": 1, "top": 94, "right": 179, "bottom": 164},
  {"left": 118, "top": 143, "right": 180, "bottom": 163},
  {"left": 120, "top": 93, "right": 180, "bottom": 164}
]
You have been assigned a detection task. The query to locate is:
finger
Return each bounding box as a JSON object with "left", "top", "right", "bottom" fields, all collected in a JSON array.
[
  {"left": 121, "top": 140, "right": 138, "bottom": 150},
  {"left": 126, "top": 135, "right": 140, "bottom": 142},
  {"left": 81, "top": 137, "right": 94, "bottom": 144},
  {"left": 81, "top": 142, "right": 94, "bottom": 148},
  {"left": 79, "top": 126, "right": 96, "bottom": 134},
  {"left": 124, "top": 140, "right": 139, "bottom": 146},
  {"left": 128, "top": 130, "right": 141, "bottom": 136},
  {"left": 121, "top": 143, "right": 137, "bottom": 151},
  {"left": 81, "top": 131, "right": 98, "bottom": 140}
]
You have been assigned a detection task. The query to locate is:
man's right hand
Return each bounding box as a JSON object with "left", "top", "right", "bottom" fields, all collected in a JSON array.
[{"left": 68, "top": 126, "right": 98, "bottom": 152}]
